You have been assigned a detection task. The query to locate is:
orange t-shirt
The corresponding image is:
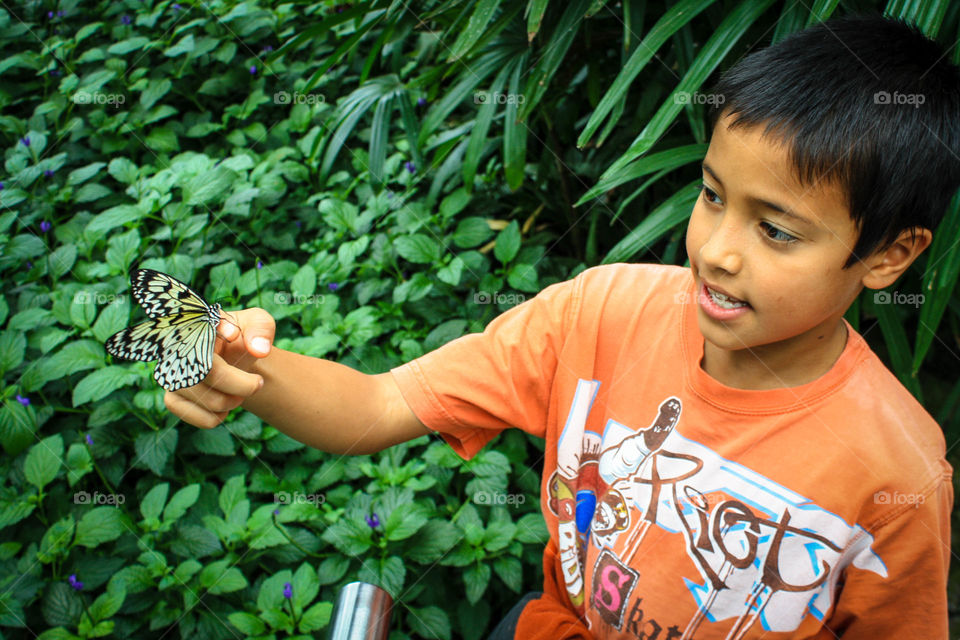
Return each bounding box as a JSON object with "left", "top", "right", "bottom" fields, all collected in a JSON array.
[{"left": 389, "top": 263, "right": 953, "bottom": 639}]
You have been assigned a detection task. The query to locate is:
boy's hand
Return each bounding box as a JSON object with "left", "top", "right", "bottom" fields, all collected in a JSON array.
[{"left": 163, "top": 308, "right": 275, "bottom": 428}]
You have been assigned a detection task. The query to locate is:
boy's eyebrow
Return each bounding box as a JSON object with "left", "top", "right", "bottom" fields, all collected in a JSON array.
[{"left": 701, "top": 162, "right": 815, "bottom": 228}]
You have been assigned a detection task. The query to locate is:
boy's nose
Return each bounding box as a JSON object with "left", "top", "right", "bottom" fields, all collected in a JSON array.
[{"left": 699, "top": 216, "right": 743, "bottom": 275}]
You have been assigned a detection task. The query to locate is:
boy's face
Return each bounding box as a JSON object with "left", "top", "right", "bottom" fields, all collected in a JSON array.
[{"left": 685, "top": 113, "right": 872, "bottom": 357}]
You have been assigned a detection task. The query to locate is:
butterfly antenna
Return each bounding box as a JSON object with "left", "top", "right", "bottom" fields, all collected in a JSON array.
[{"left": 219, "top": 310, "right": 244, "bottom": 338}]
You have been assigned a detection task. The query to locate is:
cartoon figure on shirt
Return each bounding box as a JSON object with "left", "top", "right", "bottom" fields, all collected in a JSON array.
[
  {"left": 599, "top": 396, "right": 681, "bottom": 485},
  {"left": 547, "top": 435, "right": 607, "bottom": 608},
  {"left": 590, "top": 486, "right": 629, "bottom": 548}
]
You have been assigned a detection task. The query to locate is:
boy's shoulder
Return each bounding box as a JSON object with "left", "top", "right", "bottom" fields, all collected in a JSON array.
[{"left": 837, "top": 331, "right": 949, "bottom": 486}]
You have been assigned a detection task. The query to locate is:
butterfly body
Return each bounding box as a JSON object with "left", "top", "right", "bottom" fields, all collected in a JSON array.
[{"left": 105, "top": 269, "right": 223, "bottom": 392}]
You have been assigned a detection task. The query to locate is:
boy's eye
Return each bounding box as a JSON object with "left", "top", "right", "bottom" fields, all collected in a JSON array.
[
  {"left": 760, "top": 221, "right": 798, "bottom": 244},
  {"left": 699, "top": 182, "right": 721, "bottom": 205}
]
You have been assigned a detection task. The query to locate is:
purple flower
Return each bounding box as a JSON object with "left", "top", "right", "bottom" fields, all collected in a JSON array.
[
  {"left": 262, "top": 45, "right": 273, "bottom": 52},
  {"left": 256, "top": 260, "right": 263, "bottom": 269},
  {"left": 294, "top": 220, "right": 302, "bottom": 228},
  {"left": 273, "top": 508, "right": 280, "bottom": 515},
  {"left": 85, "top": 434, "right": 94, "bottom": 446},
  {"left": 0, "top": 182, "right": 4, "bottom": 190},
  {"left": 68, "top": 574, "right": 83, "bottom": 591},
  {"left": 172, "top": 3, "right": 181, "bottom": 9},
  {"left": 20, "top": 136, "right": 29, "bottom": 147},
  {"left": 121, "top": 14, "right": 131, "bottom": 25},
  {"left": 50, "top": 68, "right": 62, "bottom": 76},
  {"left": 417, "top": 97, "right": 427, "bottom": 107},
  {"left": 40, "top": 221, "right": 51, "bottom": 232},
  {"left": 404, "top": 161, "right": 415, "bottom": 174},
  {"left": 57, "top": 10, "right": 65, "bottom": 16},
  {"left": 47, "top": 10, "right": 54, "bottom": 18},
  {"left": 15, "top": 394, "right": 29, "bottom": 406},
  {"left": 283, "top": 582, "right": 292, "bottom": 599},
  {"left": 44, "top": 169, "right": 55, "bottom": 178},
  {"left": 365, "top": 513, "right": 380, "bottom": 529},
  {"left": 327, "top": 282, "right": 339, "bottom": 291},
  {"left": 26, "top": 261, "right": 32, "bottom": 269},
  {"left": 249, "top": 65, "right": 257, "bottom": 75}
]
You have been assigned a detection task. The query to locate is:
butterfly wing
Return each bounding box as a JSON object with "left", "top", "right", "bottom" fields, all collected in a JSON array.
[
  {"left": 104, "top": 317, "right": 171, "bottom": 362},
  {"left": 131, "top": 269, "right": 214, "bottom": 319},
  {"left": 153, "top": 313, "right": 218, "bottom": 391}
]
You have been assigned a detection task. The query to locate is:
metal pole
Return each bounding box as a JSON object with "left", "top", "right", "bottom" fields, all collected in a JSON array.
[{"left": 327, "top": 581, "right": 393, "bottom": 640}]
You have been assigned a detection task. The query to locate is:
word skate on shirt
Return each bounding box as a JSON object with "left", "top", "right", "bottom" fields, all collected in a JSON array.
[{"left": 390, "top": 263, "right": 952, "bottom": 639}]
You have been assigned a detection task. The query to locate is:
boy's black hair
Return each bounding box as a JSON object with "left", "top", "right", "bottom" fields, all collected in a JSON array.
[{"left": 707, "top": 12, "right": 960, "bottom": 268}]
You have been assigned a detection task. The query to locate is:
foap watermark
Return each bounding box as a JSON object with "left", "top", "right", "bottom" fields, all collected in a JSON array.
[
  {"left": 473, "top": 490, "right": 525, "bottom": 507},
  {"left": 873, "top": 91, "right": 925, "bottom": 108},
  {"left": 874, "top": 490, "right": 924, "bottom": 506},
  {"left": 473, "top": 291, "right": 525, "bottom": 305},
  {"left": 74, "top": 490, "right": 125, "bottom": 505},
  {"left": 474, "top": 91, "right": 525, "bottom": 105},
  {"left": 274, "top": 291, "right": 326, "bottom": 305},
  {"left": 673, "top": 91, "right": 725, "bottom": 106},
  {"left": 873, "top": 290, "right": 924, "bottom": 308},
  {"left": 273, "top": 491, "right": 326, "bottom": 506},
  {"left": 72, "top": 90, "right": 126, "bottom": 107},
  {"left": 73, "top": 290, "right": 126, "bottom": 305},
  {"left": 274, "top": 90, "right": 325, "bottom": 105}
]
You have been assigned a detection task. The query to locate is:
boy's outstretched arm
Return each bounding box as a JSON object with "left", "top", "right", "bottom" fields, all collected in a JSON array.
[{"left": 163, "top": 308, "right": 431, "bottom": 455}]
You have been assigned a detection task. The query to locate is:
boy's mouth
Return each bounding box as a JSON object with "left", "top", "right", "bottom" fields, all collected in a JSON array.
[{"left": 698, "top": 281, "right": 751, "bottom": 320}]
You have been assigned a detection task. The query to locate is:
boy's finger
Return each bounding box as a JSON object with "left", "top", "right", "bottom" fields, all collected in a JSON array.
[
  {"left": 217, "top": 309, "right": 240, "bottom": 341},
  {"left": 201, "top": 352, "right": 264, "bottom": 397},
  {"left": 235, "top": 307, "right": 276, "bottom": 357},
  {"left": 164, "top": 391, "right": 229, "bottom": 429}
]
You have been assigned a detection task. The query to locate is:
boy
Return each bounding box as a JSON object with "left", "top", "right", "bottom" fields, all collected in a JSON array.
[{"left": 165, "top": 12, "right": 956, "bottom": 639}]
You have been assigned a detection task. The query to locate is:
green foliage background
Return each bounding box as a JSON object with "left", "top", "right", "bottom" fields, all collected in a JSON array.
[{"left": 1, "top": 0, "right": 958, "bottom": 637}]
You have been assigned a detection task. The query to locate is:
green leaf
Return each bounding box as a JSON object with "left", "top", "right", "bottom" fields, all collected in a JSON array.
[
  {"left": 88, "top": 581, "right": 125, "bottom": 622},
  {"left": 453, "top": 218, "right": 494, "bottom": 248},
  {"left": 463, "top": 563, "right": 491, "bottom": 605},
  {"left": 228, "top": 612, "right": 265, "bottom": 635},
  {"left": 577, "top": 0, "right": 714, "bottom": 148},
  {"left": 407, "top": 605, "right": 451, "bottom": 640},
  {"left": 599, "top": 0, "right": 777, "bottom": 177},
  {"left": 107, "top": 158, "right": 138, "bottom": 184},
  {"left": 395, "top": 234, "right": 441, "bottom": 264},
  {"left": 74, "top": 507, "right": 127, "bottom": 548},
  {"left": 65, "top": 443, "right": 93, "bottom": 487},
  {"left": 493, "top": 555, "right": 523, "bottom": 593},
  {"left": 494, "top": 221, "right": 521, "bottom": 264},
  {"left": 448, "top": 0, "right": 501, "bottom": 61},
  {"left": 67, "top": 162, "right": 107, "bottom": 186},
  {"left": 140, "top": 483, "right": 170, "bottom": 522},
  {"left": 42, "top": 582, "right": 83, "bottom": 627},
  {"left": 0, "top": 330, "right": 25, "bottom": 375},
  {"left": 86, "top": 205, "right": 145, "bottom": 235},
  {"left": 602, "top": 181, "right": 701, "bottom": 264},
  {"left": 298, "top": 602, "right": 333, "bottom": 633},
  {"left": 133, "top": 428, "right": 178, "bottom": 476},
  {"left": 91, "top": 296, "right": 130, "bottom": 343},
  {"left": 72, "top": 367, "right": 139, "bottom": 406},
  {"left": 164, "top": 34, "right": 195, "bottom": 57},
  {"left": 913, "top": 189, "right": 960, "bottom": 372},
  {"left": 291, "top": 264, "right": 317, "bottom": 298},
  {"left": 163, "top": 484, "right": 200, "bottom": 523},
  {"left": 25, "top": 435, "right": 64, "bottom": 490}
]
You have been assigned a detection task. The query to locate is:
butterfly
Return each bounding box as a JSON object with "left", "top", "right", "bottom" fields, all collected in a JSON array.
[{"left": 104, "top": 269, "right": 228, "bottom": 392}]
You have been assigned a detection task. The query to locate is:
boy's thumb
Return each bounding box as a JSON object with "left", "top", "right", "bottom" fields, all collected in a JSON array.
[{"left": 237, "top": 308, "right": 275, "bottom": 357}]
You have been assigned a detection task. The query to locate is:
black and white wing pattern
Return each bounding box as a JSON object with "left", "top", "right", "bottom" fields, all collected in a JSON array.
[{"left": 104, "top": 269, "right": 223, "bottom": 392}]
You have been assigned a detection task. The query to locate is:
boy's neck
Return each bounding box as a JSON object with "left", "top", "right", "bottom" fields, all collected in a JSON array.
[{"left": 700, "top": 318, "right": 849, "bottom": 390}]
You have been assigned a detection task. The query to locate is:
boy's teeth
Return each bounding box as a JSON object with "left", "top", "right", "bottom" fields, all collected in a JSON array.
[{"left": 708, "top": 287, "right": 747, "bottom": 309}]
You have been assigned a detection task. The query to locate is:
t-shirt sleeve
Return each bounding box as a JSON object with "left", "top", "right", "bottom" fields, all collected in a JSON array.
[
  {"left": 824, "top": 468, "right": 953, "bottom": 637},
  {"left": 389, "top": 272, "right": 583, "bottom": 460}
]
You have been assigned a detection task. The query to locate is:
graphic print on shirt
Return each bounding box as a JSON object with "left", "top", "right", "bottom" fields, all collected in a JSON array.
[{"left": 550, "top": 379, "right": 887, "bottom": 639}]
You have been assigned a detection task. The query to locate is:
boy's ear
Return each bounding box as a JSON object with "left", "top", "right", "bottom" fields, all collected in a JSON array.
[{"left": 861, "top": 226, "right": 932, "bottom": 290}]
